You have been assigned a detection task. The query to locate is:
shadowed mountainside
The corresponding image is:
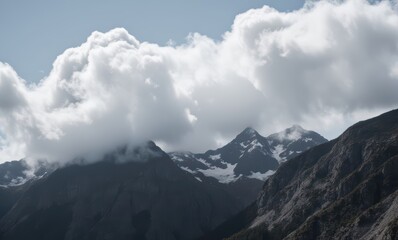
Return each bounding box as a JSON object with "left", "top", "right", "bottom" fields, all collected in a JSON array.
[
  {"left": 0, "top": 142, "right": 242, "bottom": 240},
  {"left": 202, "top": 109, "right": 398, "bottom": 240}
]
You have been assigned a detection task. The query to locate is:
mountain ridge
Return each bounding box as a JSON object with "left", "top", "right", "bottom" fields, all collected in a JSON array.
[
  {"left": 169, "top": 125, "right": 327, "bottom": 209},
  {"left": 170, "top": 125, "right": 327, "bottom": 184},
  {"left": 0, "top": 141, "right": 242, "bottom": 240},
  {"left": 204, "top": 109, "right": 398, "bottom": 240}
]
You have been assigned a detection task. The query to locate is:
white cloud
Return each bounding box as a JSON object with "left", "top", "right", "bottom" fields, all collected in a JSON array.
[{"left": 0, "top": 0, "right": 398, "bottom": 165}]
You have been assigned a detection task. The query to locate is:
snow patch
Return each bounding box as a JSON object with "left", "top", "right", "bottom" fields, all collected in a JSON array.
[
  {"left": 240, "top": 142, "right": 248, "bottom": 148},
  {"left": 196, "top": 158, "right": 211, "bottom": 167},
  {"left": 271, "top": 144, "right": 286, "bottom": 163},
  {"left": 198, "top": 161, "right": 239, "bottom": 183},
  {"left": 170, "top": 155, "right": 184, "bottom": 162},
  {"left": 209, "top": 154, "right": 221, "bottom": 160},
  {"left": 247, "top": 170, "right": 275, "bottom": 181},
  {"left": 180, "top": 166, "right": 196, "bottom": 174},
  {"left": 248, "top": 139, "right": 263, "bottom": 153}
]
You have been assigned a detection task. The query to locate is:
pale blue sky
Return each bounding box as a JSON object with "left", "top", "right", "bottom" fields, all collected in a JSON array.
[{"left": 0, "top": 0, "right": 305, "bottom": 82}]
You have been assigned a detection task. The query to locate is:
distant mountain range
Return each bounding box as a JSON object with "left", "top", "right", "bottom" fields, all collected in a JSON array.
[
  {"left": 203, "top": 109, "right": 398, "bottom": 240},
  {"left": 170, "top": 125, "right": 327, "bottom": 206},
  {"left": 170, "top": 125, "right": 327, "bottom": 183},
  {"left": 0, "top": 142, "right": 241, "bottom": 240},
  {"left": 0, "top": 125, "right": 327, "bottom": 209},
  {"left": 0, "top": 110, "right": 397, "bottom": 240}
]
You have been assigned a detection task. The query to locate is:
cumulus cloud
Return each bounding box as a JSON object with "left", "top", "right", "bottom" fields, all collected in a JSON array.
[{"left": 1, "top": 0, "right": 398, "bottom": 165}]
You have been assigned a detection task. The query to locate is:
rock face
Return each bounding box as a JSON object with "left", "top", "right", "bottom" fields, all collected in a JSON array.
[
  {"left": 212, "top": 109, "right": 398, "bottom": 240},
  {"left": 0, "top": 142, "right": 241, "bottom": 240},
  {"left": 170, "top": 126, "right": 327, "bottom": 207},
  {"left": 0, "top": 160, "right": 29, "bottom": 187},
  {"left": 0, "top": 160, "right": 51, "bottom": 187},
  {"left": 0, "top": 186, "right": 25, "bottom": 220}
]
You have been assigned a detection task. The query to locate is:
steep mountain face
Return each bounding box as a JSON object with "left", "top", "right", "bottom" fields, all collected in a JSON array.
[
  {"left": 0, "top": 142, "right": 241, "bottom": 240},
  {"left": 170, "top": 126, "right": 327, "bottom": 207},
  {"left": 0, "top": 161, "right": 29, "bottom": 187},
  {"left": 0, "top": 161, "right": 44, "bottom": 220},
  {"left": 0, "top": 160, "right": 51, "bottom": 187},
  {"left": 212, "top": 109, "right": 398, "bottom": 240},
  {"left": 0, "top": 186, "right": 26, "bottom": 220}
]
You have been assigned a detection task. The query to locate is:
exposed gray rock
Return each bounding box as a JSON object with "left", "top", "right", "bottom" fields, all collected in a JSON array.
[{"left": 206, "top": 109, "right": 398, "bottom": 240}]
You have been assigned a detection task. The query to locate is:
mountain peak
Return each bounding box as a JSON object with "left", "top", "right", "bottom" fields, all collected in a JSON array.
[
  {"left": 217, "top": 109, "right": 398, "bottom": 240},
  {"left": 237, "top": 127, "right": 259, "bottom": 139},
  {"left": 287, "top": 124, "right": 306, "bottom": 132},
  {"left": 268, "top": 124, "right": 309, "bottom": 142}
]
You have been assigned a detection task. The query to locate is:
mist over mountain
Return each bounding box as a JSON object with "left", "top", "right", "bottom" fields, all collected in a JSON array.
[
  {"left": 1, "top": 0, "right": 398, "bottom": 239},
  {"left": 1, "top": 110, "right": 396, "bottom": 240},
  {"left": 169, "top": 126, "right": 327, "bottom": 207},
  {"left": 0, "top": 142, "right": 241, "bottom": 240},
  {"left": 0, "top": 125, "right": 327, "bottom": 212},
  {"left": 267, "top": 125, "right": 329, "bottom": 162},
  {"left": 1, "top": 0, "right": 398, "bottom": 167}
]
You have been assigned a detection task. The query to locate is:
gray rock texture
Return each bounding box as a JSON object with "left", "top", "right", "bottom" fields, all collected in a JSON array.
[{"left": 0, "top": 142, "right": 241, "bottom": 240}]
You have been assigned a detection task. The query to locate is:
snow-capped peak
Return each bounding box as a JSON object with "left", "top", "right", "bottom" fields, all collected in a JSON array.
[
  {"left": 236, "top": 127, "right": 259, "bottom": 140},
  {"left": 273, "top": 125, "right": 308, "bottom": 141},
  {"left": 268, "top": 125, "right": 328, "bottom": 162},
  {"left": 169, "top": 125, "right": 327, "bottom": 184}
]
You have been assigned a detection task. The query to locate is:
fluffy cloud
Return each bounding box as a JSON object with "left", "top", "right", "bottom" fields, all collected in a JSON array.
[{"left": 0, "top": 0, "right": 398, "bottom": 165}]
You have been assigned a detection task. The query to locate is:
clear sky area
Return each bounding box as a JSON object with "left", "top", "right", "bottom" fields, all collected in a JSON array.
[{"left": 0, "top": 0, "right": 305, "bottom": 82}]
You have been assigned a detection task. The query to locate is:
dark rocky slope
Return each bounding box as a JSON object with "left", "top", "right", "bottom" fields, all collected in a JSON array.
[
  {"left": 205, "top": 109, "right": 398, "bottom": 240},
  {"left": 0, "top": 186, "right": 25, "bottom": 220},
  {"left": 0, "top": 142, "right": 241, "bottom": 240}
]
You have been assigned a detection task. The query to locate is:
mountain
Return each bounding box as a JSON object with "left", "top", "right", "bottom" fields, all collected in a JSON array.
[
  {"left": 0, "top": 186, "right": 26, "bottom": 220},
  {"left": 170, "top": 126, "right": 327, "bottom": 207},
  {"left": 171, "top": 126, "right": 327, "bottom": 183},
  {"left": 170, "top": 128, "right": 276, "bottom": 183},
  {"left": 0, "top": 161, "right": 44, "bottom": 221},
  {"left": 268, "top": 124, "right": 328, "bottom": 162},
  {"left": 0, "top": 160, "right": 29, "bottom": 187},
  {"left": 0, "top": 160, "right": 50, "bottom": 187},
  {"left": 204, "top": 109, "right": 398, "bottom": 240},
  {"left": 0, "top": 142, "right": 241, "bottom": 240}
]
